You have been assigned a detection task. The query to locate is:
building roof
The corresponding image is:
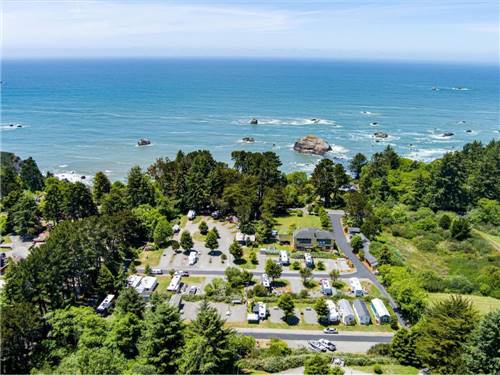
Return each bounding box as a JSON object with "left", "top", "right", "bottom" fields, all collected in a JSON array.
[
  {"left": 294, "top": 228, "right": 334, "bottom": 240},
  {"left": 137, "top": 276, "right": 157, "bottom": 293},
  {"left": 338, "top": 299, "right": 355, "bottom": 316},
  {"left": 371, "top": 298, "right": 390, "bottom": 317},
  {"left": 349, "top": 277, "right": 363, "bottom": 291},
  {"left": 127, "top": 274, "right": 142, "bottom": 289},
  {"left": 353, "top": 300, "right": 370, "bottom": 319}
]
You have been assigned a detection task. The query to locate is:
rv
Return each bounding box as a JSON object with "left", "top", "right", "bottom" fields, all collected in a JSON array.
[
  {"left": 258, "top": 302, "right": 267, "bottom": 319},
  {"left": 167, "top": 274, "right": 182, "bottom": 292},
  {"left": 188, "top": 251, "right": 198, "bottom": 265},
  {"left": 349, "top": 277, "right": 364, "bottom": 297},
  {"left": 96, "top": 294, "right": 115, "bottom": 314},
  {"left": 304, "top": 253, "right": 314, "bottom": 268},
  {"left": 325, "top": 300, "right": 340, "bottom": 323},
  {"left": 261, "top": 273, "right": 271, "bottom": 288},
  {"left": 321, "top": 279, "right": 333, "bottom": 295},
  {"left": 187, "top": 210, "right": 196, "bottom": 220},
  {"left": 279, "top": 250, "right": 290, "bottom": 265},
  {"left": 136, "top": 276, "right": 158, "bottom": 297}
]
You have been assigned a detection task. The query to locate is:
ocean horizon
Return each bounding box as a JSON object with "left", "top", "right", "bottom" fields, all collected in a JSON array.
[{"left": 1, "top": 58, "right": 499, "bottom": 180}]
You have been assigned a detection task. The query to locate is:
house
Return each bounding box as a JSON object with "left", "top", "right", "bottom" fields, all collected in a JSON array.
[
  {"left": 353, "top": 300, "right": 371, "bottom": 325},
  {"left": 96, "top": 294, "right": 115, "bottom": 314},
  {"left": 167, "top": 274, "right": 182, "bottom": 292},
  {"left": 326, "top": 300, "right": 340, "bottom": 323},
  {"left": 136, "top": 276, "right": 158, "bottom": 298},
  {"left": 235, "top": 232, "right": 256, "bottom": 245},
  {"left": 338, "top": 299, "right": 356, "bottom": 325},
  {"left": 304, "top": 253, "right": 314, "bottom": 268},
  {"left": 187, "top": 210, "right": 196, "bottom": 220},
  {"left": 321, "top": 279, "right": 333, "bottom": 295},
  {"left": 277, "top": 233, "right": 292, "bottom": 245},
  {"left": 279, "top": 250, "right": 289, "bottom": 265},
  {"left": 189, "top": 251, "right": 198, "bottom": 265},
  {"left": 349, "top": 277, "right": 364, "bottom": 297},
  {"left": 169, "top": 294, "right": 183, "bottom": 310},
  {"left": 293, "top": 228, "right": 334, "bottom": 250},
  {"left": 371, "top": 298, "right": 391, "bottom": 323},
  {"left": 261, "top": 273, "right": 271, "bottom": 288}
]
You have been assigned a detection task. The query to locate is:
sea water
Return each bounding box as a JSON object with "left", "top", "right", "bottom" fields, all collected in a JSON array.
[{"left": 1, "top": 58, "right": 498, "bottom": 180}]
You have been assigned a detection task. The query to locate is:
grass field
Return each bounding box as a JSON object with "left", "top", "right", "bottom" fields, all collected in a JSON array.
[
  {"left": 428, "top": 293, "right": 500, "bottom": 315},
  {"left": 154, "top": 275, "right": 172, "bottom": 294},
  {"left": 138, "top": 248, "right": 164, "bottom": 267},
  {"left": 473, "top": 228, "right": 500, "bottom": 251},
  {"left": 351, "top": 364, "right": 418, "bottom": 375},
  {"left": 275, "top": 213, "right": 321, "bottom": 234}
]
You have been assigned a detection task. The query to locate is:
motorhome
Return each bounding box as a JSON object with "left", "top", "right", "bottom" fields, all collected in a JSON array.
[
  {"left": 349, "top": 277, "right": 364, "bottom": 297},
  {"left": 167, "top": 274, "right": 182, "bottom": 292},
  {"left": 321, "top": 279, "right": 333, "bottom": 295},
  {"left": 325, "top": 300, "right": 340, "bottom": 323},
  {"left": 279, "top": 250, "right": 289, "bottom": 265},
  {"left": 187, "top": 210, "right": 196, "bottom": 220},
  {"left": 188, "top": 251, "right": 198, "bottom": 265},
  {"left": 96, "top": 294, "right": 115, "bottom": 314},
  {"left": 261, "top": 273, "right": 271, "bottom": 288},
  {"left": 304, "top": 253, "right": 314, "bottom": 268}
]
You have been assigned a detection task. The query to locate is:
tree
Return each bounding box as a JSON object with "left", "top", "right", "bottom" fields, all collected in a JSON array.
[
  {"left": 42, "top": 178, "right": 67, "bottom": 223},
  {"left": 105, "top": 313, "right": 142, "bottom": 359},
  {"left": 351, "top": 235, "right": 364, "bottom": 253},
  {"left": 390, "top": 283, "right": 427, "bottom": 324},
  {"left": 138, "top": 303, "right": 184, "bottom": 374},
  {"left": 100, "top": 184, "right": 129, "bottom": 215},
  {"left": 329, "top": 269, "right": 340, "bottom": 284},
  {"left": 267, "top": 338, "right": 291, "bottom": 356},
  {"left": 300, "top": 266, "right": 313, "bottom": 285},
  {"left": 345, "top": 191, "right": 368, "bottom": 227},
  {"left": 229, "top": 241, "right": 243, "bottom": 260},
  {"left": 114, "top": 287, "right": 145, "bottom": 318},
  {"left": 127, "top": 165, "right": 155, "bottom": 207},
  {"left": 415, "top": 295, "right": 478, "bottom": 373},
  {"left": 438, "top": 214, "right": 452, "bottom": 230},
  {"left": 96, "top": 264, "right": 115, "bottom": 298},
  {"left": 278, "top": 293, "right": 295, "bottom": 319},
  {"left": 55, "top": 347, "right": 127, "bottom": 374},
  {"left": 180, "top": 230, "right": 194, "bottom": 251},
  {"left": 153, "top": 217, "right": 173, "bottom": 247},
  {"left": 265, "top": 259, "right": 282, "bottom": 281},
  {"left": 205, "top": 229, "right": 219, "bottom": 251},
  {"left": 390, "top": 328, "right": 421, "bottom": 367},
  {"left": 304, "top": 354, "right": 330, "bottom": 375},
  {"left": 311, "top": 159, "right": 336, "bottom": 207},
  {"left": 199, "top": 221, "right": 209, "bottom": 235},
  {"left": 65, "top": 182, "right": 97, "bottom": 220},
  {"left": 314, "top": 298, "right": 330, "bottom": 324},
  {"left": 225, "top": 267, "right": 252, "bottom": 288},
  {"left": 350, "top": 153, "right": 367, "bottom": 179},
  {"left": 93, "top": 171, "right": 111, "bottom": 203},
  {"left": 20, "top": 157, "right": 44, "bottom": 192},
  {"left": 463, "top": 310, "right": 500, "bottom": 374},
  {"left": 10, "top": 193, "right": 40, "bottom": 237},
  {"left": 450, "top": 217, "right": 470, "bottom": 240},
  {"left": 0, "top": 165, "right": 20, "bottom": 198}
]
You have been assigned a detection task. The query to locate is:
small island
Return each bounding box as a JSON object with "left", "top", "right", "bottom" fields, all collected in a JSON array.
[{"left": 293, "top": 134, "right": 332, "bottom": 155}]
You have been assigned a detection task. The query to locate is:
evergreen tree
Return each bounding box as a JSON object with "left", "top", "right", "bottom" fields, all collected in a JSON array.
[
  {"left": 199, "top": 221, "right": 209, "bottom": 235},
  {"left": 311, "top": 159, "right": 336, "bottom": 206},
  {"left": 65, "top": 182, "right": 97, "bottom": 220},
  {"left": 55, "top": 347, "right": 127, "bottom": 374},
  {"left": 100, "top": 184, "right": 129, "bottom": 215},
  {"left": 180, "top": 231, "right": 194, "bottom": 251},
  {"left": 438, "top": 214, "right": 452, "bottom": 229},
  {"left": 127, "top": 166, "right": 155, "bottom": 207},
  {"left": 205, "top": 230, "right": 219, "bottom": 251},
  {"left": 178, "top": 335, "right": 217, "bottom": 374},
  {"left": 153, "top": 217, "right": 173, "bottom": 247},
  {"left": 20, "top": 157, "right": 44, "bottom": 192},
  {"left": 265, "top": 259, "right": 282, "bottom": 281},
  {"left": 390, "top": 328, "right": 421, "bottom": 367},
  {"left": 229, "top": 241, "right": 243, "bottom": 260},
  {"left": 350, "top": 235, "right": 364, "bottom": 253},
  {"left": 463, "top": 310, "right": 500, "bottom": 374},
  {"left": 115, "top": 288, "right": 145, "bottom": 318},
  {"left": 349, "top": 153, "right": 367, "bottom": 179},
  {"left": 43, "top": 178, "right": 66, "bottom": 223},
  {"left": 0, "top": 166, "right": 20, "bottom": 198},
  {"left": 430, "top": 152, "right": 468, "bottom": 212},
  {"left": 96, "top": 264, "right": 115, "bottom": 297},
  {"left": 138, "top": 303, "right": 184, "bottom": 374},
  {"left": 10, "top": 193, "right": 40, "bottom": 237},
  {"left": 278, "top": 293, "right": 295, "bottom": 319},
  {"left": 415, "top": 295, "right": 478, "bottom": 373},
  {"left": 450, "top": 217, "right": 471, "bottom": 240},
  {"left": 105, "top": 313, "right": 142, "bottom": 359},
  {"left": 93, "top": 171, "right": 111, "bottom": 203}
]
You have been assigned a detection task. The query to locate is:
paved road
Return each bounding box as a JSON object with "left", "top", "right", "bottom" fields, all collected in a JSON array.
[
  {"left": 328, "top": 211, "right": 407, "bottom": 327},
  {"left": 235, "top": 328, "right": 393, "bottom": 343}
]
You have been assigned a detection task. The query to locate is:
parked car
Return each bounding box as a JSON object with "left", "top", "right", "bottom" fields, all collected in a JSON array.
[
  {"left": 189, "top": 286, "right": 197, "bottom": 295},
  {"left": 319, "top": 339, "right": 336, "bottom": 351},
  {"left": 308, "top": 341, "right": 327, "bottom": 352},
  {"left": 323, "top": 327, "right": 338, "bottom": 334},
  {"left": 333, "top": 358, "right": 345, "bottom": 367},
  {"left": 176, "top": 270, "right": 189, "bottom": 277}
]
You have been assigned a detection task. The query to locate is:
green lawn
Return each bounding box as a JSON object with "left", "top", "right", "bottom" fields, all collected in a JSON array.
[
  {"left": 138, "top": 248, "right": 164, "bottom": 267},
  {"left": 154, "top": 275, "right": 172, "bottom": 294},
  {"left": 275, "top": 213, "right": 321, "bottom": 234},
  {"left": 428, "top": 293, "right": 500, "bottom": 315},
  {"left": 351, "top": 364, "right": 418, "bottom": 375},
  {"left": 237, "top": 248, "right": 258, "bottom": 270},
  {"left": 192, "top": 231, "right": 206, "bottom": 242},
  {"left": 472, "top": 228, "right": 500, "bottom": 251},
  {"left": 184, "top": 276, "right": 205, "bottom": 284}
]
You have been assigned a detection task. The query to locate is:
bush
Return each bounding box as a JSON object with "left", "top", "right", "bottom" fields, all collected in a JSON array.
[
  {"left": 291, "top": 261, "right": 301, "bottom": 270},
  {"left": 317, "top": 261, "right": 326, "bottom": 271},
  {"left": 450, "top": 217, "right": 471, "bottom": 240},
  {"left": 253, "top": 284, "right": 269, "bottom": 297},
  {"left": 445, "top": 275, "right": 475, "bottom": 294},
  {"left": 391, "top": 224, "right": 415, "bottom": 239},
  {"left": 439, "top": 214, "right": 452, "bottom": 229},
  {"left": 297, "top": 210, "right": 304, "bottom": 217},
  {"left": 415, "top": 238, "right": 437, "bottom": 252},
  {"left": 367, "top": 344, "right": 391, "bottom": 356},
  {"left": 419, "top": 270, "right": 445, "bottom": 292},
  {"left": 373, "top": 364, "right": 383, "bottom": 374}
]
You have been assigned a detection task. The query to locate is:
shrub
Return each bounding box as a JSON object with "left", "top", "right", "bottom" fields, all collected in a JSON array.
[
  {"left": 253, "top": 284, "right": 269, "bottom": 297},
  {"left": 439, "top": 214, "right": 452, "bottom": 229},
  {"left": 373, "top": 364, "right": 383, "bottom": 374},
  {"left": 445, "top": 275, "right": 475, "bottom": 294},
  {"left": 450, "top": 217, "right": 471, "bottom": 240},
  {"left": 199, "top": 221, "right": 209, "bottom": 235},
  {"left": 291, "top": 261, "right": 301, "bottom": 270},
  {"left": 367, "top": 343, "right": 391, "bottom": 356},
  {"left": 351, "top": 235, "right": 364, "bottom": 253},
  {"left": 419, "top": 270, "right": 445, "bottom": 292},
  {"left": 297, "top": 210, "right": 304, "bottom": 217},
  {"left": 317, "top": 261, "right": 326, "bottom": 271},
  {"left": 415, "top": 238, "right": 437, "bottom": 252},
  {"left": 391, "top": 224, "right": 415, "bottom": 239}
]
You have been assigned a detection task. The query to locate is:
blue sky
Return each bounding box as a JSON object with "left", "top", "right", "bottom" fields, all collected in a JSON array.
[{"left": 2, "top": 0, "right": 499, "bottom": 63}]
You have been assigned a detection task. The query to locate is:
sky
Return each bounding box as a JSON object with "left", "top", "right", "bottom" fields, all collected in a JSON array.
[{"left": 2, "top": 0, "right": 499, "bottom": 63}]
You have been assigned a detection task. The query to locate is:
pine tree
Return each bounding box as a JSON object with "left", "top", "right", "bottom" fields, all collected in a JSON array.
[
  {"left": 180, "top": 231, "right": 194, "bottom": 251},
  {"left": 20, "top": 157, "right": 44, "bottom": 192},
  {"left": 93, "top": 171, "right": 111, "bottom": 203},
  {"left": 126, "top": 166, "right": 155, "bottom": 207},
  {"left": 115, "top": 288, "right": 145, "bottom": 318},
  {"left": 205, "top": 230, "right": 219, "bottom": 251},
  {"left": 229, "top": 241, "right": 243, "bottom": 260},
  {"left": 153, "top": 217, "right": 173, "bottom": 247}
]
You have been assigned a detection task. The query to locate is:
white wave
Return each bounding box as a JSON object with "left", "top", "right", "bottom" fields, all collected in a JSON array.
[
  {"left": 236, "top": 118, "right": 336, "bottom": 126},
  {"left": 406, "top": 148, "right": 449, "bottom": 162},
  {"left": 58, "top": 164, "right": 68, "bottom": 168},
  {"left": 55, "top": 172, "right": 90, "bottom": 184},
  {"left": 330, "top": 144, "right": 349, "bottom": 154}
]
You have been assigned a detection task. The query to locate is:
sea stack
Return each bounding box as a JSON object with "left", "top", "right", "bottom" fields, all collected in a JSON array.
[
  {"left": 249, "top": 118, "right": 258, "bottom": 125},
  {"left": 137, "top": 138, "right": 151, "bottom": 146},
  {"left": 442, "top": 132, "right": 454, "bottom": 137},
  {"left": 374, "top": 132, "right": 388, "bottom": 139},
  {"left": 293, "top": 134, "right": 332, "bottom": 155}
]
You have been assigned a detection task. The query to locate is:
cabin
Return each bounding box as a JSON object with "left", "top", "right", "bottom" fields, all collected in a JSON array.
[
  {"left": 338, "top": 299, "right": 356, "bottom": 325},
  {"left": 187, "top": 210, "right": 196, "bottom": 220},
  {"left": 293, "top": 228, "right": 334, "bottom": 250},
  {"left": 304, "top": 253, "right": 314, "bottom": 268},
  {"left": 326, "top": 300, "right": 340, "bottom": 323},
  {"left": 353, "top": 300, "right": 371, "bottom": 325},
  {"left": 279, "top": 250, "right": 290, "bottom": 265},
  {"left": 371, "top": 298, "right": 391, "bottom": 324},
  {"left": 96, "top": 294, "right": 115, "bottom": 314},
  {"left": 167, "top": 274, "right": 182, "bottom": 292},
  {"left": 189, "top": 251, "right": 198, "bottom": 265},
  {"left": 321, "top": 279, "right": 333, "bottom": 295},
  {"left": 261, "top": 273, "right": 271, "bottom": 288},
  {"left": 136, "top": 276, "right": 158, "bottom": 298},
  {"left": 349, "top": 277, "right": 364, "bottom": 297}
]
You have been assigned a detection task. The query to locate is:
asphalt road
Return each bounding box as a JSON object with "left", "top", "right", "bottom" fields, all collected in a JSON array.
[{"left": 328, "top": 211, "right": 407, "bottom": 327}]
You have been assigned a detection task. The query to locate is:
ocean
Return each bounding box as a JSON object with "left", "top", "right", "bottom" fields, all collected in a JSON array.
[{"left": 1, "top": 58, "right": 498, "bottom": 180}]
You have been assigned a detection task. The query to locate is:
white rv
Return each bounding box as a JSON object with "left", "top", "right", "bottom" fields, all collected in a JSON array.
[
  {"left": 349, "top": 277, "right": 364, "bottom": 297},
  {"left": 97, "top": 294, "right": 115, "bottom": 313},
  {"left": 321, "top": 279, "right": 333, "bottom": 295},
  {"left": 187, "top": 210, "right": 196, "bottom": 220},
  {"left": 258, "top": 302, "right": 267, "bottom": 319},
  {"left": 167, "top": 274, "right": 182, "bottom": 292},
  {"left": 325, "top": 300, "right": 340, "bottom": 323},
  {"left": 189, "top": 251, "right": 198, "bottom": 265},
  {"left": 261, "top": 273, "right": 271, "bottom": 288},
  {"left": 279, "top": 250, "right": 289, "bottom": 265},
  {"left": 304, "top": 253, "right": 314, "bottom": 268}
]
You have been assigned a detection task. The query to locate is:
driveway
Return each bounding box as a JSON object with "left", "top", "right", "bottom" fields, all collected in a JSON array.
[{"left": 328, "top": 211, "right": 407, "bottom": 327}]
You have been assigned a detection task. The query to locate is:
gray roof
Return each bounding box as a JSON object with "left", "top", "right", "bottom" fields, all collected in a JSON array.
[
  {"left": 338, "top": 299, "right": 355, "bottom": 316},
  {"left": 294, "top": 228, "right": 334, "bottom": 240},
  {"left": 353, "top": 299, "right": 370, "bottom": 319}
]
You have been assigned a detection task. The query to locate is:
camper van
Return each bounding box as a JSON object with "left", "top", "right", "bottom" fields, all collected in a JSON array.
[
  {"left": 188, "top": 251, "right": 198, "bottom": 265},
  {"left": 304, "top": 253, "right": 314, "bottom": 268},
  {"left": 279, "top": 250, "right": 289, "bottom": 265},
  {"left": 97, "top": 294, "right": 115, "bottom": 314},
  {"left": 261, "top": 273, "right": 271, "bottom": 288},
  {"left": 321, "top": 279, "right": 333, "bottom": 295},
  {"left": 187, "top": 210, "right": 196, "bottom": 220}
]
